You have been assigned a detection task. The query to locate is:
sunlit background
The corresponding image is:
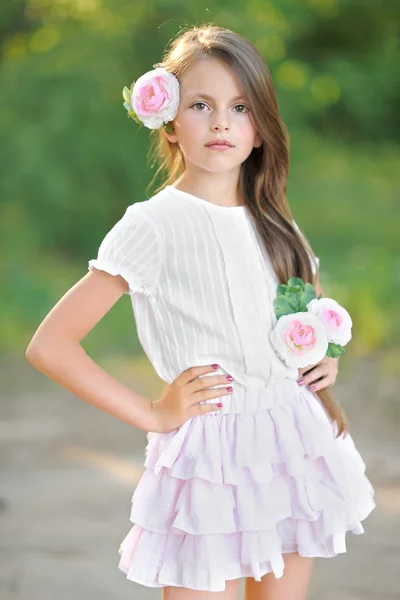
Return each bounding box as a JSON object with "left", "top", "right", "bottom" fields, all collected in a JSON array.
[{"left": 1, "top": 1, "right": 399, "bottom": 599}]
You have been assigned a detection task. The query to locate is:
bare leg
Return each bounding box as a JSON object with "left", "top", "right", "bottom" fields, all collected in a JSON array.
[
  {"left": 244, "top": 553, "right": 315, "bottom": 600},
  {"left": 163, "top": 578, "right": 240, "bottom": 600}
]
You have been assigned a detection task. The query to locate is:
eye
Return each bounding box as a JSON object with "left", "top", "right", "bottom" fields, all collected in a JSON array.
[
  {"left": 190, "top": 102, "right": 250, "bottom": 113},
  {"left": 234, "top": 104, "right": 250, "bottom": 113},
  {"left": 191, "top": 102, "right": 208, "bottom": 111}
]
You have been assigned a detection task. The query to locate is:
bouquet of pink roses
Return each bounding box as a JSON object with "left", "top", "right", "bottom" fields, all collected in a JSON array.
[{"left": 270, "top": 277, "right": 352, "bottom": 368}]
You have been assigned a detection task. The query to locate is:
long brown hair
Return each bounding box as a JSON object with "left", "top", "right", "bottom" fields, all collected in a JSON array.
[{"left": 147, "top": 23, "right": 349, "bottom": 438}]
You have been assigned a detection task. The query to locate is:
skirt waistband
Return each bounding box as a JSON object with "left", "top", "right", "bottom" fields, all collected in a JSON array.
[{"left": 199, "top": 377, "right": 306, "bottom": 416}]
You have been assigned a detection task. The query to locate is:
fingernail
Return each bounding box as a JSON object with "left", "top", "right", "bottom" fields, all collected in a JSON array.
[
  {"left": 297, "top": 378, "right": 304, "bottom": 386},
  {"left": 226, "top": 375, "right": 234, "bottom": 381},
  {"left": 212, "top": 364, "right": 219, "bottom": 369},
  {"left": 310, "top": 384, "right": 317, "bottom": 391},
  {"left": 217, "top": 403, "right": 223, "bottom": 407},
  {"left": 226, "top": 386, "right": 233, "bottom": 392}
]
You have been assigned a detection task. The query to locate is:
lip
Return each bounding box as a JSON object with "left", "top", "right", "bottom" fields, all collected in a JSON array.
[
  {"left": 205, "top": 139, "right": 234, "bottom": 148},
  {"left": 206, "top": 144, "right": 233, "bottom": 151}
]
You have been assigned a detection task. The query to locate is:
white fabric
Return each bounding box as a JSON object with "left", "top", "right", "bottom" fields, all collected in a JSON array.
[
  {"left": 88, "top": 186, "right": 376, "bottom": 591},
  {"left": 88, "top": 185, "right": 320, "bottom": 388}
]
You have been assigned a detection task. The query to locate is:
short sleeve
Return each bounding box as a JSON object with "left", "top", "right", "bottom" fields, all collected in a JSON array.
[
  {"left": 88, "top": 202, "right": 163, "bottom": 296},
  {"left": 292, "top": 219, "right": 320, "bottom": 276}
]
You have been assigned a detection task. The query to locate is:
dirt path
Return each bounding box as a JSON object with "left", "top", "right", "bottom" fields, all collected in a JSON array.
[{"left": 0, "top": 355, "right": 399, "bottom": 600}]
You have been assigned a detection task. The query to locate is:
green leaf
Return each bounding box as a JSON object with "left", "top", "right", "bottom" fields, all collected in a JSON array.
[
  {"left": 288, "top": 277, "right": 305, "bottom": 289},
  {"left": 275, "top": 278, "right": 315, "bottom": 317},
  {"left": 122, "top": 86, "right": 131, "bottom": 103},
  {"left": 126, "top": 110, "right": 142, "bottom": 125},
  {"left": 303, "top": 283, "right": 316, "bottom": 306},
  {"left": 286, "top": 293, "right": 302, "bottom": 313},
  {"left": 274, "top": 296, "right": 294, "bottom": 318},
  {"left": 286, "top": 285, "right": 303, "bottom": 294},
  {"left": 326, "top": 343, "right": 346, "bottom": 358},
  {"left": 297, "top": 299, "right": 309, "bottom": 312},
  {"left": 304, "top": 282, "right": 316, "bottom": 295},
  {"left": 277, "top": 284, "right": 288, "bottom": 295}
]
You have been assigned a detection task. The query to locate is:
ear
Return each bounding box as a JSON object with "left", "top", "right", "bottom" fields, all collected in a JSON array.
[
  {"left": 254, "top": 131, "right": 262, "bottom": 148},
  {"left": 162, "top": 121, "right": 178, "bottom": 143}
]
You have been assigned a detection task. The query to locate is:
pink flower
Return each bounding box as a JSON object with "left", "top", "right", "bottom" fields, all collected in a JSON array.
[
  {"left": 270, "top": 312, "right": 328, "bottom": 368},
  {"left": 307, "top": 298, "right": 352, "bottom": 346},
  {"left": 123, "top": 67, "right": 180, "bottom": 129}
]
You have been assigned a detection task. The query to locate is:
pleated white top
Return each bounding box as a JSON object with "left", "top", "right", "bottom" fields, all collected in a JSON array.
[{"left": 88, "top": 185, "right": 319, "bottom": 395}]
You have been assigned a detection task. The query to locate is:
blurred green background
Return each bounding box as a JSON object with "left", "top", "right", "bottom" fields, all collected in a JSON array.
[
  {"left": 1, "top": 0, "right": 399, "bottom": 370},
  {"left": 1, "top": 5, "right": 400, "bottom": 598}
]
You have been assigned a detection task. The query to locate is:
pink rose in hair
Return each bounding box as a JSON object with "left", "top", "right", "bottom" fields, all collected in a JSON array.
[{"left": 123, "top": 67, "right": 180, "bottom": 130}]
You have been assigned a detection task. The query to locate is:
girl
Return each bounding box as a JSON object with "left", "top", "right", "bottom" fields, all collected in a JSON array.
[{"left": 26, "top": 24, "right": 375, "bottom": 600}]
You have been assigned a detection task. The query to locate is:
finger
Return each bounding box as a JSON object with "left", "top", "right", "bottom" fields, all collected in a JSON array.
[
  {"left": 187, "top": 374, "right": 224, "bottom": 393},
  {"left": 309, "top": 375, "right": 333, "bottom": 392},
  {"left": 299, "top": 367, "right": 327, "bottom": 386},
  {"left": 298, "top": 366, "right": 308, "bottom": 376},
  {"left": 298, "top": 363, "right": 317, "bottom": 376},
  {"left": 180, "top": 364, "right": 219, "bottom": 386},
  {"left": 297, "top": 368, "right": 315, "bottom": 381},
  {"left": 191, "top": 402, "right": 223, "bottom": 417},
  {"left": 197, "top": 382, "right": 233, "bottom": 398}
]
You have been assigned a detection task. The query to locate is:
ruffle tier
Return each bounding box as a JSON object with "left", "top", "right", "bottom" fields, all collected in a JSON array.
[{"left": 118, "top": 381, "right": 376, "bottom": 592}]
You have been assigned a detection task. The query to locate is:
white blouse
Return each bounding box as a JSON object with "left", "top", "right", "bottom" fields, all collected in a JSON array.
[{"left": 88, "top": 186, "right": 320, "bottom": 397}]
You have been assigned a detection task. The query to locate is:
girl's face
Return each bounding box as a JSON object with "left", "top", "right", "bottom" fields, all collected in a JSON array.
[{"left": 164, "top": 57, "right": 262, "bottom": 176}]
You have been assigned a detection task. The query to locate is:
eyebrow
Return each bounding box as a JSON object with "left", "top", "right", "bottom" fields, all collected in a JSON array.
[{"left": 185, "top": 93, "right": 247, "bottom": 102}]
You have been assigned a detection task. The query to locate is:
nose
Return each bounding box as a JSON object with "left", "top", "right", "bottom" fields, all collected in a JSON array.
[{"left": 210, "top": 112, "right": 230, "bottom": 133}]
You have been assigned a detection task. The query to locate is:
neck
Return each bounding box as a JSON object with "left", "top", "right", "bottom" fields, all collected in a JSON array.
[{"left": 173, "top": 173, "right": 245, "bottom": 208}]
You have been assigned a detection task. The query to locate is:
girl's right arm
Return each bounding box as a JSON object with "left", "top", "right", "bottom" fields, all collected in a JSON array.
[
  {"left": 25, "top": 268, "right": 157, "bottom": 430},
  {"left": 25, "top": 268, "right": 230, "bottom": 433}
]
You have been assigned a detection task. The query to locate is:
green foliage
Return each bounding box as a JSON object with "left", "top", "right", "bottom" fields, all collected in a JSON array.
[
  {"left": 327, "top": 342, "right": 346, "bottom": 358},
  {"left": 273, "top": 277, "right": 319, "bottom": 318}
]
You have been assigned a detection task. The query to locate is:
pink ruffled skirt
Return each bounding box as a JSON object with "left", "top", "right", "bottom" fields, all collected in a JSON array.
[{"left": 118, "top": 378, "right": 376, "bottom": 592}]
